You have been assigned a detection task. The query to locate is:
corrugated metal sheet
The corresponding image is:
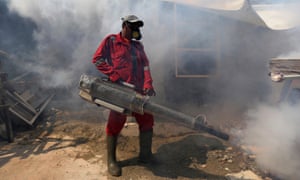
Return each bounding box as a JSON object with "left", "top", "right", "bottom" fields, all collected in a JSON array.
[
  {"left": 163, "top": 0, "right": 300, "bottom": 30},
  {"left": 252, "top": 2, "right": 300, "bottom": 30},
  {"left": 163, "top": 0, "right": 245, "bottom": 10}
]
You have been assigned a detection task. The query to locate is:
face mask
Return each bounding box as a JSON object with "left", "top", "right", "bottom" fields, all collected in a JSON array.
[
  {"left": 127, "top": 22, "right": 142, "bottom": 40},
  {"left": 132, "top": 28, "right": 142, "bottom": 40}
]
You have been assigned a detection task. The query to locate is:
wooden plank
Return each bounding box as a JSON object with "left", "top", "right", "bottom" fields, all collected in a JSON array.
[
  {"left": 29, "top": 94, "right": 54, "bottom": 124},
  {"left": 5, "top": 91, "right": 36, "bottom": 113},
  {"left": 19, "top": 90, "right": 33, "bottom": 102}
]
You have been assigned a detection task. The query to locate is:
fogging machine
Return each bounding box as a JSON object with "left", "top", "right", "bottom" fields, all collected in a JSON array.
[{"left": 78, "top": 74, "right": 229, "bottom": 140}]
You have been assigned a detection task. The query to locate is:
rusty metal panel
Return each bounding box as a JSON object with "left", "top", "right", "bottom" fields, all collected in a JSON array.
[{"left": 270, "top": 58, "right": 300, "bottom": 75}]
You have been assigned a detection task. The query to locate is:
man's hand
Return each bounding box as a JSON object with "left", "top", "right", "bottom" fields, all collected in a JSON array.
[{"left": 143, "top": 88, "right": 156, "bottom": 96}]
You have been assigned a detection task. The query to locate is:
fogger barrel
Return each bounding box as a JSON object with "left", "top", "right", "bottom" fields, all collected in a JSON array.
[{"left": 78, "top": 74, "right": 229, "bottom": 140}]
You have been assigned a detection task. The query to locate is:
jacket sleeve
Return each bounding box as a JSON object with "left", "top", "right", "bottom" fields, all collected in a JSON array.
[
  {"left": 140, "top": 45, "right": 154, "bottom": 90},
  {"left": 92, "top": 35, "right": 120, "bottom": 81}
]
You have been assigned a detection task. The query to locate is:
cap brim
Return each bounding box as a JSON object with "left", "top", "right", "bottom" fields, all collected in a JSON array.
[
  {"left": 121, "top": 18, "right": 143, "bottom": 27},
  {"left": 127, "top": 20, "right": 143, "bottom": 27},
  {"left": 132, "top": 20, "right": 144, "bottom": 27}
]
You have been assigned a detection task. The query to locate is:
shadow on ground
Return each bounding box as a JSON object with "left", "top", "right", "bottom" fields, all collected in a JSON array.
[
  {"left": 116, "top": 134, "right": 227, "bottom": 180},
  {"left": 0, "top": 110, "right": 88, "bottom": 168}
]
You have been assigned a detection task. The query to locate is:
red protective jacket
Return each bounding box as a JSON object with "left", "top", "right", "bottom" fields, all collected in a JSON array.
[{"left": 92, "top": 33, "right": 154, "bottom": 92}]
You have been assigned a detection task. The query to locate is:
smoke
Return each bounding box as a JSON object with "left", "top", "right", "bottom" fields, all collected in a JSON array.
[
  {"left": 0, "top": 0, "right": 175, "bottom": 111},
  {"left": 239, "top": 2, "right": 300, "bottom": 179},
  {"left": 5, "top": 0, "right": 167, "bottom": 89},
  {"left": 6, "top": 0, "right": 121, "bottom": 88},
  {"left": 2, "top": 0, "right": 300, "bottom": 178},
  {"left": 276, "top": 28, "right": 300, "bottom": 58},
  {"left": 242, "top": 102, "right": 300, "bottom": 179},
  {"left": 3, "top": 0, "right": 275, "bottom": 107}
]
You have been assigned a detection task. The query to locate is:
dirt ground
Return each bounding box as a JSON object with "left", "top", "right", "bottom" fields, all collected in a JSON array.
[{"left": 0, "top": 101, "right": 274, "bottom": 180}]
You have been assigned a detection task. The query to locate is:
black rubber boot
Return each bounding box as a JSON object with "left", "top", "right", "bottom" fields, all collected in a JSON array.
[
  {"left": 107, "top": 135, "right": 121, "bottom": 176},
  {"left": 138, "top": 129, "right": 154, "bottom": 164}
]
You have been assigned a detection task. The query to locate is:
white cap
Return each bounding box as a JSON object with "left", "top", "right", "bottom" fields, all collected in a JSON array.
[{"left": 121, "top": 15, "right": 144, "bottom": 27}]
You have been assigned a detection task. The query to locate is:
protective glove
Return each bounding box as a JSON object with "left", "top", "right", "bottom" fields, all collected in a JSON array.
[{"left": 143, "top": 88, "right": 156, "bottom": 96}]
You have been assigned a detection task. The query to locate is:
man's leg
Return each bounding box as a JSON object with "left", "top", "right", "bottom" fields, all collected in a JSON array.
[
  {"left": 134, "top": 112, "right": 154, "bottom": 163},
  {"left": 106, "top": 111, "right": 126, "bottom": 176}
]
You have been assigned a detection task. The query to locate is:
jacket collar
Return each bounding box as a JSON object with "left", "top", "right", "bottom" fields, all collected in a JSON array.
[{"left": 115, "top": 32, "right": 130, "bottom": 45}]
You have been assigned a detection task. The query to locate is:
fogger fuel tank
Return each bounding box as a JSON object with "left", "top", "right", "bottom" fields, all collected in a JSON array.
[{"left": 78, "top": 74, "right": 229, "bottom": 140}]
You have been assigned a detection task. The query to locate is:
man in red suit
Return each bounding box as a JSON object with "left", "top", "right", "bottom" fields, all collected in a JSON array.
[{"left": 92, "top": 15, "right": 156, "bottom": 176}]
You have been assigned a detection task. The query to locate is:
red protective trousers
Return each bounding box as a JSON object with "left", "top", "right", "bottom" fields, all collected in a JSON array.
[{"left": 106, "top": 111, "right": 154, "bottom": 136}]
